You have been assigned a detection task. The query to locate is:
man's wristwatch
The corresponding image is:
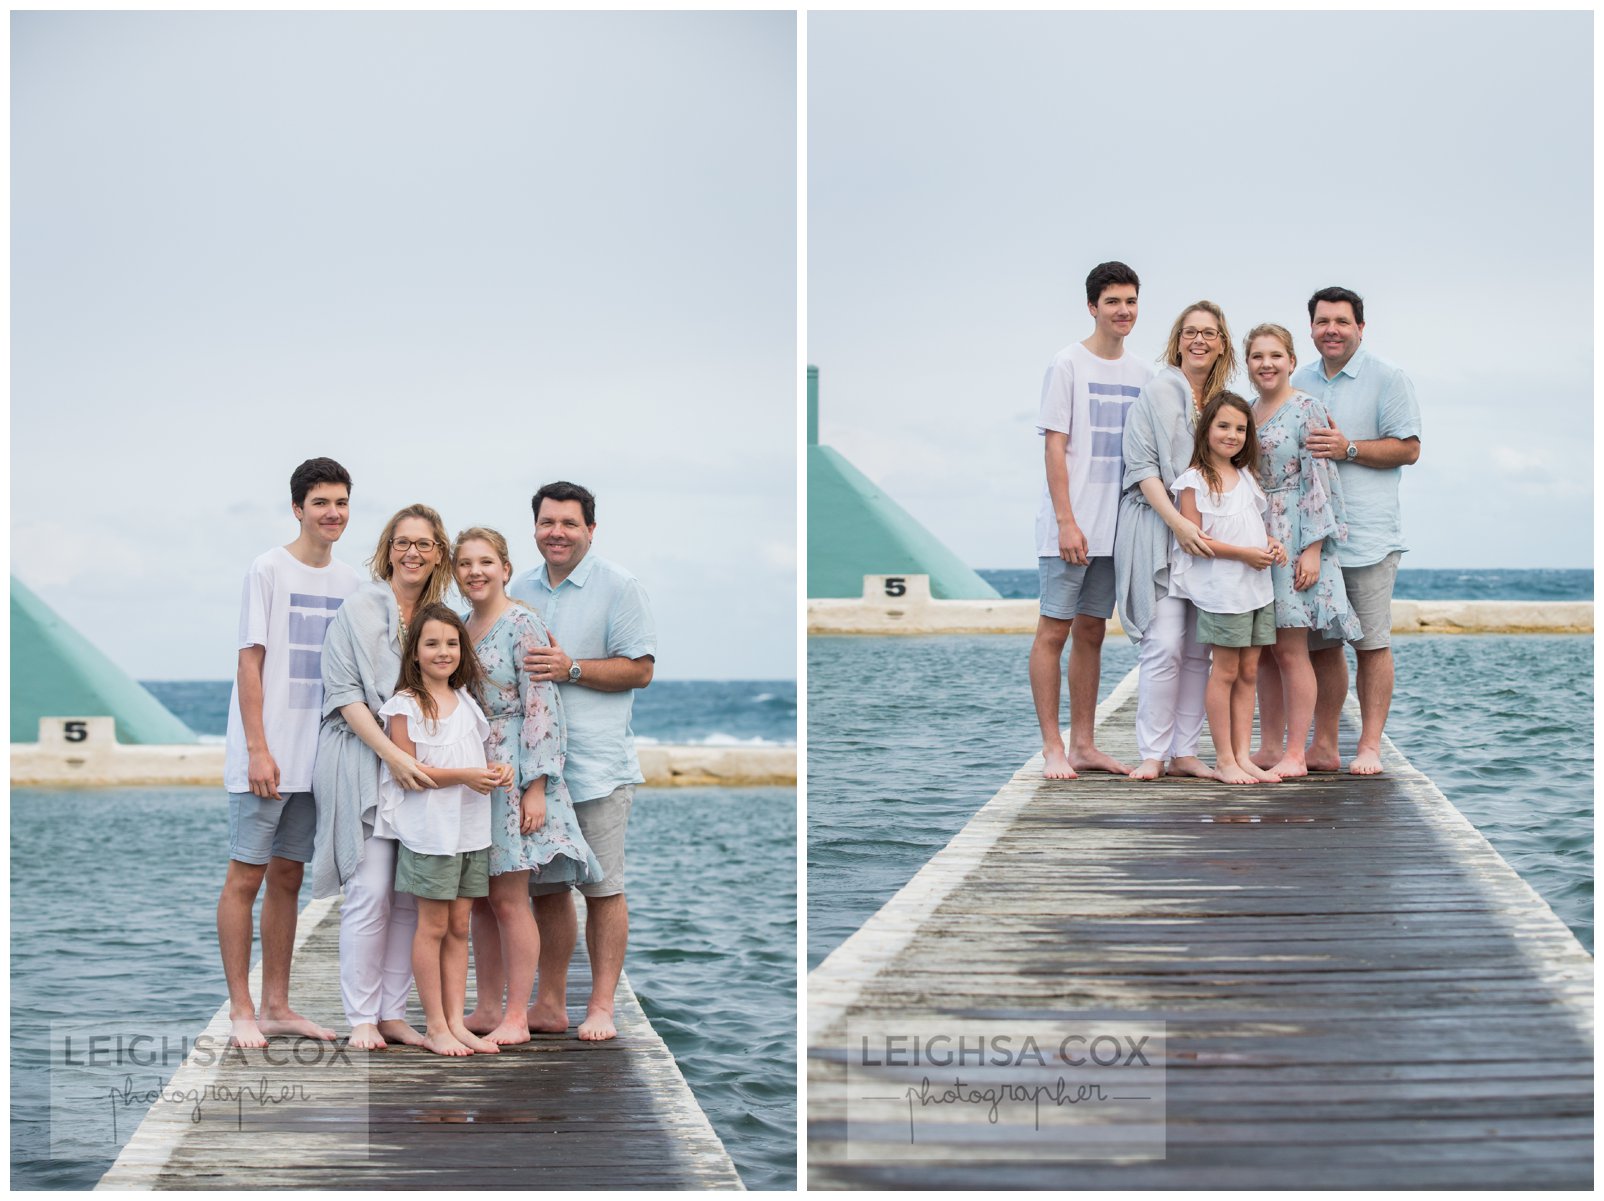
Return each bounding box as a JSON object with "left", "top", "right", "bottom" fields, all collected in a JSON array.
[
  {"left": 1345, "top": 442, "right": 1359, "bottom": 461},
  {"left": 568, "top": 661, "right": 582, "bottom": 682}
]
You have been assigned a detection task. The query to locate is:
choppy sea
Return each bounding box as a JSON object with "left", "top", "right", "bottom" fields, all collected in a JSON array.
[
  {"left": 809, "top": 570, "right": 1592, "bottom": 970},
  {"left": 11, "top": 678, "right": 796, "bottom": 1191}
]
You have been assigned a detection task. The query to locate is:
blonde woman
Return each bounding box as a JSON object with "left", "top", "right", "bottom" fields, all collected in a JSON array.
[
  {"left": 1114, "top": 301, "right": 1236, "bottom": 781},
  {"left": 312, "top": 503, "right": 454, "bottom": 1051}
]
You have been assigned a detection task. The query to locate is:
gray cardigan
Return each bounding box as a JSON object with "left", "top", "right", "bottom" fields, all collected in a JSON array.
[
  {"left": 311, "top": 580, "right": 402, "bottom": 898},
  {"left": 1114, "top": 365, "right": 1199, "bottom": 642}
]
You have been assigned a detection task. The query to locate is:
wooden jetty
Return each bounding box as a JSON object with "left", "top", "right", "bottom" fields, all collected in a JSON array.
[
  {"left": 99, "top": 897, "right": 743, "bottom": 1190},
  {"left": 808, "top": 669, "right": 1594, "bottom": 1189}
]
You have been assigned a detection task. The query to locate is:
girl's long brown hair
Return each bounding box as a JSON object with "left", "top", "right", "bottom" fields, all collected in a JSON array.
[
  {"left": 1189, "top": 392, "right": 1260, "bottom": 501},
  {"left": 394, "top": 603, "right": 486, "bottom": 727}
]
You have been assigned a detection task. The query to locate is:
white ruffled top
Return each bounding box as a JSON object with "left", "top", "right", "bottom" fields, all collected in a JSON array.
[
  {"left": 376, "top": 688, "right": 492, "bottom": 856},
  {"left": 1168, "top": 466, "right": 1275, "bottom": 615}
]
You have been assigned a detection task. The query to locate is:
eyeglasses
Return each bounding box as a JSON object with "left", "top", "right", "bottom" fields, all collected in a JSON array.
[
  {"left": 1180, "top": 327, "right": 1221, "bottom": 343},
  {"left": 390, "top": 537, "right": 438, "bottom": 553}
]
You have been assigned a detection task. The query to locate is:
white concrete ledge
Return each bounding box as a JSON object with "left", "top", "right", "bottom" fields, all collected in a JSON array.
[
  {"left": 808, "top": 575, "right": 1592, "bottom": 636},
  {"left": 11, "top": 737, "right": 795, "bottom": 789}
]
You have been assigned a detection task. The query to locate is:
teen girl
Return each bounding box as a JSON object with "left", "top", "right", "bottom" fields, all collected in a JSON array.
[
  {"left": 1168, "top": 393, "right": 1287, "bottom": 785},
  {"left": 377, "top": 604, "right": 511, "bottom": 1057}
]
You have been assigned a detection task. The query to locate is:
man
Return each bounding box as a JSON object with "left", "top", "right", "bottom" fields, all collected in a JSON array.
[
  {"left": 510, "top": 481, "right": 656, "bottom": 1041},
  {"left": 1028, "top": 260, "right": 1151, "bottom": 779},
  {"left": 1293, "top": 287, "right": 1422, "bottom": 775},
  {"left": 216, "top": 457, "right": 362, "bottom": 1045}
]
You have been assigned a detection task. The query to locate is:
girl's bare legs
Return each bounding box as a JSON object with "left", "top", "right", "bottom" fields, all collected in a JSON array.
[
  {"left": 484, "top": 871, "right": 539, "bottom": 1045},
  {"left": 1252, "top": 645, "right": 1287, "bottom": 769},
  {"left": 1268, "top": 627, "right": 1315, "bottom": 779},
  {"left": 413, "top": 899, "right": 471, "bottom": 1056},
  {"left": 1207, "top": 647, "right": 1257, "bottom": 784},
  {"left": 445, "top": 898, "right": 498, "bottom": 1054},
  {"left": 1236, "top": 648, "right": 1280, "bottom": 782},
  {"left": 463, "top": 897, "right": 505, "bottom": 1034}
]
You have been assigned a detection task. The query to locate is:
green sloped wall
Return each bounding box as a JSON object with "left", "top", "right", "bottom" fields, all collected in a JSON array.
[{"left": 11, "top": 577, "right": 197, "bottom": 744}]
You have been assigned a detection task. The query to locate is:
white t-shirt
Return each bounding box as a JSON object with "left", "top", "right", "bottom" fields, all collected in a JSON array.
[
  {"left": 1035, "top": 342, "right": 1153, "bottom": 558},
  {"left": 223, "top": 547, "right": 363, "bottom": 793},
  {"left": 375, "top": 689, "right": 492, "bottom": 856},
  {"left": 1167, "top": 467, "right": 1274, "bottom": 615}
]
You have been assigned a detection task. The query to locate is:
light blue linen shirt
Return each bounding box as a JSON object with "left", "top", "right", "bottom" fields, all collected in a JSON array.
[
  {"left": 1290, "top": 347, "right": 1421, "bottom": 568},
  {"left": 508, "top": 552, "right": 656, "bottom": 803}
]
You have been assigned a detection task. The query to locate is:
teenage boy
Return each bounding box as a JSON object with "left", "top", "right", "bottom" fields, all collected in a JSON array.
[
  {"left": 216, "top": 457, "right": 363, "bottom": 1046},
  {"left": 1029, "top": 261, "right": 1152, "bottom": 779},
  {"left": 1293, "top": 286, "right": 1422, "bottom": 776},
  {"left": 511, "top": 481, "right": 656, "bottom": 1041}
]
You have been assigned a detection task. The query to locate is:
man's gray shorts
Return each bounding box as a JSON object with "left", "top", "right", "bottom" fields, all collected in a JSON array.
[
  {"left": 1309, "top": 551, "right": 1401, "bottom": 652},
  {"left": 228, "top": 790, "right": 316, "bottom": 865},
  {"left": 530, "top": 783, "right": 633, "bottom": 899},
  {"left": 1038, "top": 555, "right": 1116, "bottom": 621}
]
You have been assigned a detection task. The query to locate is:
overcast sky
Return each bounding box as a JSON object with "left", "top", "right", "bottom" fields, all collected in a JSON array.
[
  {"left": 13, "top": 10, "right": 796, "bottom": 681},
  {"left": 809, "top": 10, "right": 1592, "bottom": 572}
]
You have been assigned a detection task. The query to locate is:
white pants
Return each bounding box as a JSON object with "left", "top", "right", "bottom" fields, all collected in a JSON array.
[
  {"left": 339, "top": 832, "right": 418, "bottom": 1027},
  {"left": 1135, "top": 595, "right": 1212, "bottom": 762}
]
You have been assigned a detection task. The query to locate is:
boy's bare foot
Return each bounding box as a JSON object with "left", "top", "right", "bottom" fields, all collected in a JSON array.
[
  {"left": 257, "top": 1009, "right": 337, "bottom": 1040},
  {"left": 1268, "top": 756, "right": 1308, "bottom": 780},
  {"left": 1349, "top": 748, "right": 1384, "bottom": 776},
  {"left": 1128, "top": 758, "right": 1164, "bottom": 781},
  {"left": 349, "top": 1022, "right": 387, "bottom": 1051},
  {"left": 377, "top": 1019, "right": 426, "bottom": 1047},
  {"left": 1042, "top": 744, "right": 1078, "bottom": 780},
  {"left": 485, "top": 1018, "right": 532, "bottom": 1046},
  {"left": 577, "top": 1006, "right": 617, "bottom": 1041},
  {"left": 1216, "top": 763, "right": 1260, "bottom": 785},
  {"left": 1250, "top": 746, "right": 1283, "bottom": 770},
  {"left": 526, "top": 1000, "right": 570, "bottom": 1033},
  {"left": 422, "top": 1030, "right": 473, "bottom": 1057},
  {"left": 228, "top": 1017, "right": 268, "bottom": 1048},
  {"left": 462, "top": 1006, "right": 503, "bottom": 1035},
  {"left": 449, "top": 1022, "right": 501, "bottom": 1053},
  {"left": 1166, "top": 756, "right": 1217, "bottom": 780},
  {"left": 1069, "top": 746, "right": 1130, "bottom": 775}
]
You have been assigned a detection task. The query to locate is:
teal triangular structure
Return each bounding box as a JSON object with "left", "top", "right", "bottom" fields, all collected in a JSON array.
[
  {"left": 10, "top": 576, "right": 197, "bottom": 744},
  {"left": 806, "top": 367, "right": 1000, "bottom": 600}
]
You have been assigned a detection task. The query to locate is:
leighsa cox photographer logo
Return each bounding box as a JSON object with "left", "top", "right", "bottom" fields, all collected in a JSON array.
[
  {"left": 49, "top": 1022, "right": 369, "bottom": 1162},
  {"left": 845, "top": 1018, "right": 1165, "bottom": 1162}
]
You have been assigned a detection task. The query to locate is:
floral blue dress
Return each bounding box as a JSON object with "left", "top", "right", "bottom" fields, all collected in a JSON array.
[
  {"left": 472, "top": 603, "right": 602, "bottom": 884},
  {"left": 1254, "top": 391, "right": 1363, "bottom": 641}
]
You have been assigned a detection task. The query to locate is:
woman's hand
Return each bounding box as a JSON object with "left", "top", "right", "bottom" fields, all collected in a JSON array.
[
  {"left": 1170, "top": 516, "right": 1214, "bottom": 558},
  {"left": 1295, "top": 543, "right": 1322, "bottom": 591},
  {"left": 519, "top": 783, "right": 548, "bottom": 834},
  {"left": 384, "top": 749, "right": 437, "bottom": 791}
]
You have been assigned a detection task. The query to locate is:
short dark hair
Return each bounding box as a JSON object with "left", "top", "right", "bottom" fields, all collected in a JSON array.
[
  {"left": 531, "top": 480, "right": 596, "bottom": 527},
  {"left": 1307, "top": 286, "right": 1365, "bottom": 326},
  {"left": 290, "top": 457, "right": 351, "bottom": 508},
  {"left": 1085, "top": 261, "right": 1140, "bottom": 305}
]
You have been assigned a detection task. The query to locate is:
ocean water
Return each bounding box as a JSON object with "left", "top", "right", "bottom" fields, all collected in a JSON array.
[
  {"left": 10, "top": 787, "right": 796, "bottom": 1191},
  {"left": 978, "top": 566, "right": 1594, "bottom": 602},
  {"left": 807, "top": 633, "right": 1592, "bottom": 969},
  {"left": 142, "top": 678, "right": 798, "bottom": 747}
]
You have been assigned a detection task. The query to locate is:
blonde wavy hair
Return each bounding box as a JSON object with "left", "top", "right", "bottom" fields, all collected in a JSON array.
[
  {"left": 1163, "top": 300, "right": 1237, "bottom": 404},
  {"left": 1242, "top": 322, "right": 1298, "bottom": 371},
  {"left": 368, "top": 503, "right": 453, "bottom": 610}
]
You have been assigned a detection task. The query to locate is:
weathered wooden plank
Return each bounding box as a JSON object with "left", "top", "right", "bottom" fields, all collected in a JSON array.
[
  {"left": 807, "top": 668, "right": 1593, "bottom": 1190},
  {"left": 98, "top": 895, "right": 743, "bottom": 1191}
]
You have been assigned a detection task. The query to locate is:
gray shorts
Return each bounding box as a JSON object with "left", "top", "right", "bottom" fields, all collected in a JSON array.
[
  {"left": 1196, "top": 602, "right": 1277, "bottom": 648},
  {"left": 395, "top": 845, "right": 489, "bottom": 901},
  {"left": 228, "top": 790, "right": 316, "bottom": 865},
  {"left": 1038, "top": 555, "right": 1116, "bottom": 621},
  {"left": 530, "top": 784, "right": 632, "bottom": 899},
  {"left": 1310, "top": 551, "right": 1401, "bottom": 652}
]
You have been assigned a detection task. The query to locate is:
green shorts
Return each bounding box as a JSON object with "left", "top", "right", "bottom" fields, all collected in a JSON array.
[
  {"left": 1196, "top": 601, "right": 1276, "bottom": 648},
  {"left": 395, "top": 845, "right": 489, "bottom": 901}
]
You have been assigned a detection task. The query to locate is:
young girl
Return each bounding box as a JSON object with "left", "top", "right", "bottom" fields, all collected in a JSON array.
[
  {"left": 1168, "top": 393, "right": 1288, "bottom": 785},
  {"left": 377, "top": 603, "right": 513, "bottom": 1056}
]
